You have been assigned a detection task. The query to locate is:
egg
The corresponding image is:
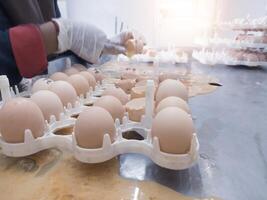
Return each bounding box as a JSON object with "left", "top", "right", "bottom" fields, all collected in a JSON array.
[
  {"left": 74, "top": 106, "right": 116, "bottom": 149},
  {"left": 0, "top": 98, "right": 45, "bottom": 143},
  {"left": 125, "top": 97, "right": 147, "bottom": 122},
  {"left": 94, "top": 95, "right": 125, "bottom": 122},
  {"left": 156, "top": 79, "right": 188, "bottom": 103},
  {"left": 64, "top": 67, "right": 80, "bottom": 76},
  {"left": 31, "top": 90, "right": 64, "bottom": 121},
  {"left": 156, "top": 96, "right": 190, "bottom": 114},
  {"left": 102, "top": 87, "right": 129, "bottom": 105},
  {"left": 125, "top": 39, "right": 136, "bottom": 56},
  {"left": 136, "top": 40, "right": 144, "bottom": 54},
  {"left": 72, "top": 64, "right": 87, "bottom": 72},
  {"left": 67, "top": 74, "right": 90, "bottom": 97},
  {"left": 31, "top": 78, "right": 54, "bottom": 93},
  {"left": 79, "top": 71, "right": 97, "bottom": 90},
  {"left": 50, "top": 72, "right": 69, "bottom": 81},
  {"left": 151, "top": 107, "right": 194, "bottom": 154},
  {"left": 49, "top": 81, "right": 77, "bottom": 107},
  {"left": 115, "top": 79, "right": 136, "bottom": 94},
  {"left": 88, "top": 69, "right": 104, "bottom": 83}
]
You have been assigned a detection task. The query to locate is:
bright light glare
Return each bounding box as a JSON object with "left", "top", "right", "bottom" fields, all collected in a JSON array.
[{"left": 157, "top": 0, "right": 216, "bottom": 47}]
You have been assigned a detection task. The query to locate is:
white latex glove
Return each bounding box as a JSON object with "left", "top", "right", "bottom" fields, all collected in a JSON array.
[
  {"left": 54, "top": 18, "right": 107, "bottom": 63},
  {"left": 102, "top": 31, "right": 134, "bottom": 55}
]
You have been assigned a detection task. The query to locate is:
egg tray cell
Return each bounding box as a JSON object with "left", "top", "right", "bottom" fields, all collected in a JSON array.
[{"left": 0, "top": 78, "right": 199, "bottom": 170}]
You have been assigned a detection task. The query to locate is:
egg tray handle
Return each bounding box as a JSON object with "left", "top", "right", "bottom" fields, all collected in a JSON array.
[{"left": 0, "top": 113, "right": 199, "bottom": 170}]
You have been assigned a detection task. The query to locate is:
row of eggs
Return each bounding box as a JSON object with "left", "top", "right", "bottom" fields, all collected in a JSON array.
[{"left": 0, "top": 66, "right": 194, "bottom": 155}]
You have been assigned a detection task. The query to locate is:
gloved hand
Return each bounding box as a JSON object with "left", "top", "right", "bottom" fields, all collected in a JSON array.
[
  {"left": 102, "top": 31, "right": 134, "bottom": 55},
  {"left": 54, "top": 18, "right": 107, "bottom": 63}
]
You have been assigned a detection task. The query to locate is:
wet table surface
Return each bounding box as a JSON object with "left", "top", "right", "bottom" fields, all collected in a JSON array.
[
  {"left": 118, "top": 62, "right": 267, "bottom": 199},
  {"left": 1, "top": 61, "right": 267, "bottom": 200}
]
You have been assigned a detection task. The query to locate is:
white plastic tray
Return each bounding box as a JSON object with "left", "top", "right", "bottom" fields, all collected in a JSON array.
[{"left": 0, "top": 76, "right": 199, "bottom": 170}]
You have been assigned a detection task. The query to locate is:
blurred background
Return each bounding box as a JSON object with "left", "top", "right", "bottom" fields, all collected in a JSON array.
[{"left": 58, "top": 0, "right": 267, "bottom": 48}]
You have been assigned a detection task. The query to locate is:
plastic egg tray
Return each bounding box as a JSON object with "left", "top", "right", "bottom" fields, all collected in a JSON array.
[{"left": 0, "top": 76, "right": 199, "bottom": 170}]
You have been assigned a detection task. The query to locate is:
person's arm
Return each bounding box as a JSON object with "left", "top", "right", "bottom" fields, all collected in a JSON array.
[{"left": 0, "top": 30, "right": 22, "bottom": 86}]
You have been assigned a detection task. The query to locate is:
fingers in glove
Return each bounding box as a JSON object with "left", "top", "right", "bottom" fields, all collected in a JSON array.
[{"left": 103, "top": 43, "right": 126, "bottom": 55}]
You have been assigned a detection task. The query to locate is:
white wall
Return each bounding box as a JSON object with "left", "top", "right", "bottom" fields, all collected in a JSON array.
[
  {"left": 64, "top": 0, "right": 267, "bottom": 48},
  {"left": 66, "top": 0, "right": 157, "bottom": 46}
]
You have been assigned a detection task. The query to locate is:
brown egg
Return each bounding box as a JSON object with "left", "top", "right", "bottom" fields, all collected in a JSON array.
[
  {"left": 159, "top": 72, "right": 180, "bottom": 82},
  {"left": 125, "top": 39, "right": 136, "bottom": 56},
  {"left": 67, "top": 74, "right": 90, "bottom": 97},
  {"left": 95, "top": 72, "right": 104, "bottom": 84},
  {"left": 88, "top": 69, "right": 104, "bottom": 84},
  {"left": 50, "top": 72, "right": 69, "bottom": 81},
  {"left": 125, "top": 97, "right": 146, "bottom": 122},
  {"left": 151, "top": 107, "right": 194, "bottom": 154},
  {"left": 0, "top": 98, "right": 45, "bottom": 143},
  {"left": 31, "top": 90, "right": 64, "bottom": 121},
  {"left": 64, "top": 67, "right": 80, "bottom": 76},
  {"left": 156, "top": 96, "right": 190, "bottom": 114},
  {"left": 72, "top": 64, "right": 87, "bottom": 71},
  {"left": 136, "top": 40, "right": 144, "bottom": 54},
  {"left": 79, "top": 71, "right": 97, "bottom": 90},
  {"left": 31, "top": 78, "right": 54, "bottom": 93},
  {"left": 74, "top": 106, "right": 115, "bottom": 149},
  {"left": 102, "top": 87, "right": 129, "bottom": 105},
  {"left": 94, "top": 95, "right": 125, "bottom": 122},
  {"left": 115, "top": 79, "right": 136, "bottom": 94},
  {"left": 49, "top": 81, "right": 77, "bottom": 107},
  {"left": 156, "top": 79, "right": 188, "bottom": 103}
]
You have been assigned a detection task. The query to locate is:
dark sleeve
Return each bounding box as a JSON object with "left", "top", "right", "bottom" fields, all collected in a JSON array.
[
  {"left": 9, "top": 24, "right": 48, "bottom": 78},
  {"left": 0, "top": 30, "right": 22, "bottom": 86}
]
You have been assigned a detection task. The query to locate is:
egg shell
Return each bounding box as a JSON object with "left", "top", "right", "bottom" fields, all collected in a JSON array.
[
  {"left": 31, "top": 78, "right": 54, "bottom": 93},
  {"left": 151, "top": 107, "right": 194, "bottom": 154},
  {"left": 94, "top": 95, "right": 125, "bottom": 122},
  {"left": 72, "top": 64, "right": 87, "bottom": 72},
  {"left": 125, "top": 98, "right": 147, "bottom": 122},
  {"left": 156, "top": 79, "right": 188, "bottom": 103},
  {"left": 67, "top": 74, "right": 90, "bottom": 97},
  {"left": 79, "top": 71, "right": 97, "bottom": 90},
  {"left": 102, "top": 87, "right": 129, "bottom": 105},
  {"left": 156, "top": 96, "right": 190, "bottom": 114},
  {"left": 31, "top": 90, "right": 64, "bottom": 121},
  {"left": 131, "top": 86, "right": 146, "bottom": 99},
  {"left": 0, "top": 98, "right": 45, "bottom": 143},
  {"left": 74, "top": 106, "right": 116, "bottom": 149},
  {"left": 50, "top": 72, "right": 69, "bottom": 81},
  {"left": 115, "top": 79, "right": 136, "bottom": 94},
  {"left": 64, "top": 67, "right": 80, "bottom": 76},
  {"left": 49, "top": 81, "right": 77, "bottom": 107}
]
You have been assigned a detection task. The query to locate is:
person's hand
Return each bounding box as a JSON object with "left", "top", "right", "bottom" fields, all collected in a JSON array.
[
  {"left": 53, "top": 18, "right": 107, "bottom": 63},
  {"left": 103, "top": 31, "right": 146, "bottom": 55},
  {"left": 102, "top": 31, "right": 134, "bottom": 55}
]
